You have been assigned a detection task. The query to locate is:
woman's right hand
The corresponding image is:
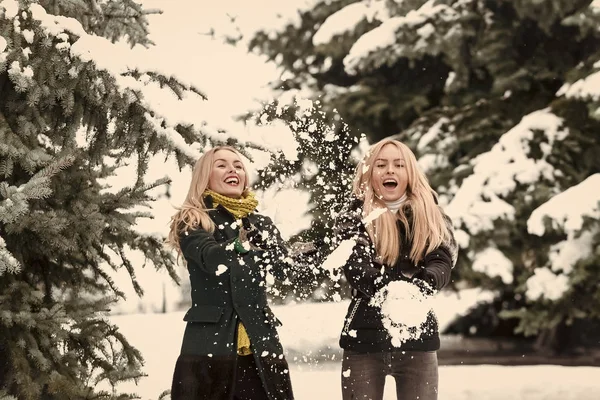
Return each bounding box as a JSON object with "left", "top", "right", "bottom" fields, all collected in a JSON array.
[{"left": 240, "top": 217, "right": 269, "bottom": 250}]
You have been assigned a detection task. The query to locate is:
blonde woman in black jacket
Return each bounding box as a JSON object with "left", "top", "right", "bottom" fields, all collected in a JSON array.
[
  {"left": 335, "top": 139, "right": 458, "bottom": 400},
  {"left": 166, "top": 146, "right": 295, "bottom": 400}
]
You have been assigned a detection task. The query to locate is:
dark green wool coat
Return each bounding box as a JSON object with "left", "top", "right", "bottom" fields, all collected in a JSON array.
[{"left": 170, "top": 196, "right": 295, "bottom": 400}]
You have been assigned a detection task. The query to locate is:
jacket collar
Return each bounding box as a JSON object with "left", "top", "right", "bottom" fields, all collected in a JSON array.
[
  {"left": 204, "top": 194, "right": 238, "bottom": 220},
  {"left": 204, "top": 194, "right": 214, "bottom": 208}
]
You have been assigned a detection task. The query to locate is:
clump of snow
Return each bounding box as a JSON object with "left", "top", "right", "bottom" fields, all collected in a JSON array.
[
  {"left": 344, "top": 16, "right": 404, "bottom": 74},
  {"left": 417, "top": 117, "right": 451, "bottom": 150},
  {"left": 548, "top": 230, "right": 595, "bottom": 274},
  {"left": 415, "top": 117, "right": 455, "bottom": 173},
  {"left": 312, "top": 1, "right": 388, "bottom": 46},
  {"left": 350, "top": 135, "right": 371, "bottom": 163},
  {"left": 362, "top": 207, "right": 387, "bottom": 225},
  {"left": 446, "top": 109, "right": 568, "bottom": 234},
  {"left": 525, "top": 267, "right": 569, "bottom": 302},
  {"left": 557, "top": 69, "right": 600, "bottom": 101},
  {"left": 1, "top": 0, "right": 19, "bottom": 19},
  {"left": 344, "top": 2, "right": 458, "bottom": 74},
  {"left": 0, "top": 234, "right": 21, "bottom": 275},
  {"left": 418, "top": 153, "right": 449, "bottom": 173},
  {"left": 527, "top": 174, "right": 600, "bottom": 275},
  {"left": 301, "top": 159, "right": 319, "bottom": 179},
  {"left": 215, "top": 264, "right": 228, "bottom": 276},
  {"left": 453, "top": 228, "right": 470, "bottom": 249},
  {"left": 528, "top": 174, "right": 600, "bottom": 237},
  {"left": 321, "top": 239, "right": 356, "bottom": 275},
  {"left": 372, "top": 280, "right": 434, "bottom": 347},
  {"left": 255, "top": 186, "right": 312, "bottom": 241},
  {"left": 471, "top": 247, "right": 513, "bottom": 284}
]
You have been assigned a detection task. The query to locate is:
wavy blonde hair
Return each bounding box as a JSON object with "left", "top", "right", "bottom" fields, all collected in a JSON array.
[
  {"left": 352, "top": 139, "right": 450, "bottom": 265},
  {"left": 166, "top": 146, "right": 250, "bottom": 254}
]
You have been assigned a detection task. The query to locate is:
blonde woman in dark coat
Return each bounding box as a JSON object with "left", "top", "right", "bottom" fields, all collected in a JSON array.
[
  {"left": 167, "top": 146, "right": 295, "bottom": 400},
  {"left": 335, "top": 139, "right": 458, "bottom": 400}
]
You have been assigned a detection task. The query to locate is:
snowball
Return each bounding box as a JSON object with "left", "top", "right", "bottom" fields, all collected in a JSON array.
[{"left": 372, "top": 280, "right": 435, "bottom": 346}]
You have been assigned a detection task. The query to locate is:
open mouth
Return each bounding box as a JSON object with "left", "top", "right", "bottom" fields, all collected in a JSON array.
[
  {"left": 382, "top": 178, "right": 398, "bottom": 189},
  {"left": 224, "top": 176, "right": 239, "bottom": 186}
]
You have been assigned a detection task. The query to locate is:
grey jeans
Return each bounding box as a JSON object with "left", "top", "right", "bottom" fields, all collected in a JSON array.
[{"left": 341, "top": 350, "right": 438, "bottom": 400}]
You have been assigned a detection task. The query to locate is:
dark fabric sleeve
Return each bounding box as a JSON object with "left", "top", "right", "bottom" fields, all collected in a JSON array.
[
  {"left": 333, "top": 197, "right": 364, "bottom": 242},
  {"left": 412, "top": 211, "right": 458, "bottom": 291},
  {"left": 342, "top": 241, "right": 391, "bottom": 297},
  {"left": 179, "top": 228, "right": 237, "bottom": 274},
  {"left": 333, "top": 199, "right": 391, "bottom": 297},
  {"left": 252, "top": 215, "right": 294, "bottom": 282},
  {"left": 413, "top": 246, "right": 453, "bottom": 291}
]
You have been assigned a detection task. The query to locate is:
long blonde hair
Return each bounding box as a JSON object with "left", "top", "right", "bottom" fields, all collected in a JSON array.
[
  {"left": 166, "top": 146, "right": 250, "bottom": 254},
  {"left": 352, "top": 139, "right": 450, "bottom": 265}
]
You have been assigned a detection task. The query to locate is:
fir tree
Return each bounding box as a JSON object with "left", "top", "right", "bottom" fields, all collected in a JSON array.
[
  {"left": 238, "top": 0, "right": 600, "bottom": 350},
  {"left": 0, "top": 0, "right": 217, "bottom": 397}
]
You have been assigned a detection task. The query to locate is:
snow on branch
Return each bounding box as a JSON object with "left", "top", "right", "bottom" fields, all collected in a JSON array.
[
  {"left": 446, "top": 109, "right": 568, "bottom": 234},
  {"left": 556, "top": 68, "right": 600, "bottom": 101},
  {"left": 312, "top": 1, "right": 388, "bottom": 46},
  {"left": 0, "top": 234, "right": 21, "bottom": 275},
  {"left": 525, "top": 267, "right": 569, "bottom": 302},
  {"left": 22, "top": 3, "right": 217, "bottom": 157},
  {"left": 527, "top": 174, "right": 600, "bottom": 275},
  {"left": 528, "top": 174, "right": 600, "bottom": 237},
  {"left": 227, "top": 0, "right": 326, "bottom": 38},
  {"left": 343, "top": 1, "right": 458, "bottom": 74},
  {"left": 471, "top": 247, "right": 513, "bottom": 284}
]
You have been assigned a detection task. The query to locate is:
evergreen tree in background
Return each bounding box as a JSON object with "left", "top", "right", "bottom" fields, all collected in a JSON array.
[
  {"left": 0, "top": 0, "right": 215, "bottom": 397},
  {"left": 241, "top": 0, "right": 600, "bottom": 351}
]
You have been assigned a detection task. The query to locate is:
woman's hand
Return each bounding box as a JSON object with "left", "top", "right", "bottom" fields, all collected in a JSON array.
[
  {"left": 233, "top": 218, "right": 262, "bottom": 254},
  {"left": 240, "top": 217, "right": 272, "bottom": 251}
]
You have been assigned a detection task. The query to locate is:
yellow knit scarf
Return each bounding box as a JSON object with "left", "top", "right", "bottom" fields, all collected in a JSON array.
[
  {"left": 203, "top": 189, "right": 257, "bottom": 356},
  {"left": 204, "top": 189, "right": 258, "bottom": 220}
]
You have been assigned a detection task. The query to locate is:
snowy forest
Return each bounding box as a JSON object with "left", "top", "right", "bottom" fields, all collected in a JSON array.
[{"left": 1, "top": 0, "right": 599, "bottom": 399}]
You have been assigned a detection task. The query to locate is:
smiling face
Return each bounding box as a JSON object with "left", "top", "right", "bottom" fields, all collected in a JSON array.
[
  {"left": 371, "top": 143, "right": 408, "bottom": 202},
  {"left": 207, "top": 149, "right": 247, "bottom": 198}
]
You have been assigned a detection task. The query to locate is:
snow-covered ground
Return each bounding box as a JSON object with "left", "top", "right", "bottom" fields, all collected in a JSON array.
[{"left": 110, "top": 296, "right": 600, "bottom": 400}]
